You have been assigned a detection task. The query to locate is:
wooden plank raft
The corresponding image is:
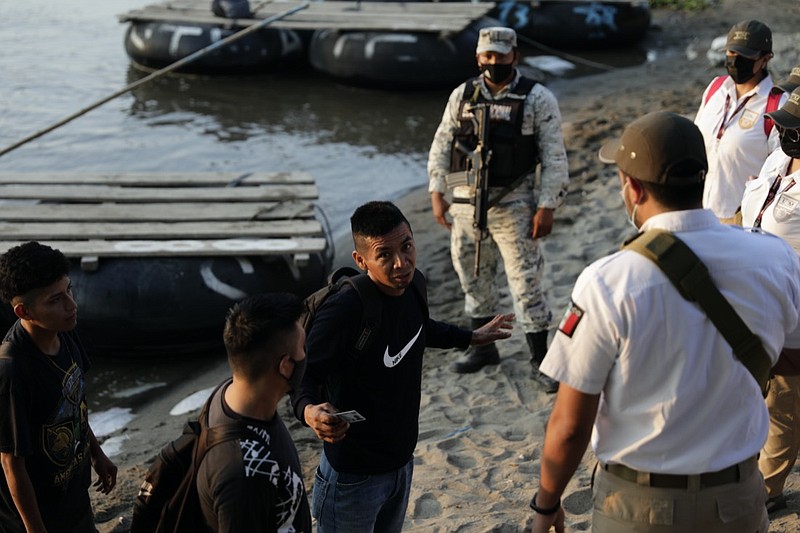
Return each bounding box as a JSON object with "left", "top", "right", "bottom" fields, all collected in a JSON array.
[
  {"left": 118, "top": 0, "right": 495, "bottom": 34},
  {"left": 0, "top": 171, "right": 328, "bottom": 265}
]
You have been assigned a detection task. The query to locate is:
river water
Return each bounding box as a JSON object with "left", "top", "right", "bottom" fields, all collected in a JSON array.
[{"left": 0, "top": 0, "right": 651, "bottom": 448}]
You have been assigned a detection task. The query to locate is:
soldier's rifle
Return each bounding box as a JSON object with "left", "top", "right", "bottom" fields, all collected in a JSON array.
[{"left": 445, "top": 103, "right": 492, "bottom": 276}]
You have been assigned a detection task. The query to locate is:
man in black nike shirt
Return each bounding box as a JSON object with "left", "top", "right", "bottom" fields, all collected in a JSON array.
[{"left": 291, "top": 201, "right": 513, "bottom": 532}]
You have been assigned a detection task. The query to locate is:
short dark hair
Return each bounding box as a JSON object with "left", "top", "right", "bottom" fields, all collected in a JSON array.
[
  {"left": 223, "top": 292, "right": 303, "bottom": 378},
  {"left": 638, "top": 177, "right": 704, "bottom": 211},
  {"left": 350, "top": 201, "right": 412, "bottom": 249},
  {"left": 0, "top": 242, "right": 71, "bottom": 304}
]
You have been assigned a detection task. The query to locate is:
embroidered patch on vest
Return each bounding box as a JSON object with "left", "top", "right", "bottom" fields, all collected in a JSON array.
[{"left": 558, "top": 301, "right": 584, "bottom": 338}]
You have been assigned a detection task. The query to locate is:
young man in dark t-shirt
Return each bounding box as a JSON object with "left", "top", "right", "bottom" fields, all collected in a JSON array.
[
  {"left": 0, "top": 241, "right": 117, "bottom": 533},
  {"left": 291, "top": 201, "right": 514, "bottom": 532},
  {"left": 197, "top": 292, "right": 311, "bottom": 533}
]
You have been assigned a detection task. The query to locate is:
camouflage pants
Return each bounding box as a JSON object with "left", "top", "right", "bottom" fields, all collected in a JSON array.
[{"left": 449, "top": 187, "right": 552, "bottom": 333}]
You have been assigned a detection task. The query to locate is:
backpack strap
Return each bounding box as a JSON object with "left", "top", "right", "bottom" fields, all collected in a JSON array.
[
  {"left": 338, "top": 273, "right": 382, "bottom": 352},
  {"left": 764, "top": 90, "right": 782, "bottom": 136},
  {"left": 163, "top": 385, "right": 244, "bottom": 532},
  {"left": 622, "top": 230, "right": 771, "bottom": 396},
  {"left": 704, "top": 75, "right": 727, "bottom": 106}
]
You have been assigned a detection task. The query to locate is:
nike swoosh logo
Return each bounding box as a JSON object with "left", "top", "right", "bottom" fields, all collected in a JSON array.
[{"left": 383, "top": 325, "right": 423, "bottom": 368}]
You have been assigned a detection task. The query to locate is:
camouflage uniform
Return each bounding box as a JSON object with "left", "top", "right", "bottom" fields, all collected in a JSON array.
[{"left": 427, "top": 70, "right": 569, "bottom": 334}]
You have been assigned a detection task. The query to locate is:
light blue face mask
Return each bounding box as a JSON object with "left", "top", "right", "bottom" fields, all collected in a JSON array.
[{"left": 620, "top": 180, "right": 640, "bottom": 230}]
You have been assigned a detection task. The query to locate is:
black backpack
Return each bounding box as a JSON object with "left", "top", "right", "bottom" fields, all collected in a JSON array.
[
  {"left": 300, "top": 266, "right": 429, "bottom": 356},
  {"left": 130, "top": 384, "right": 244, "bottom": 533}
]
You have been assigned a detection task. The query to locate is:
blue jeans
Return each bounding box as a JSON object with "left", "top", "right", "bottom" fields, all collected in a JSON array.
[{"left": 312, "top": 452, "right": 413, "bottom": 533}]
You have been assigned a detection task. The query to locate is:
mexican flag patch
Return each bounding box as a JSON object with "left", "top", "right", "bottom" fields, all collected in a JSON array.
[{"left": 558, "top": 301, "right": 584, "bottom": 338}]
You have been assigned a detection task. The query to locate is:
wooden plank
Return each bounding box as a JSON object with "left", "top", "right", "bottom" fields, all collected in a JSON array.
[
  {"left": 120, "top": 10, "right": 480, "bottom": 32},
  {"left": 0, "top": 220, "right": 322, "bottom": 240},
  {"left": 0, "top": 171, "right": 314, "bottom": 186},
  {"left": 119, "top": 1, "right": 493, "bottom": 32},
  {"left": 0, "top": 184, "right": 318, "bottom": 202},
  {"left": 123, "top": 13, "right": 470, "bottom": 32},
  {"left": 0, "top": 202, "right": 315, "bottom": 222},
  {"left": 0, "top": 238, "right": 327, "bottom": 257}
]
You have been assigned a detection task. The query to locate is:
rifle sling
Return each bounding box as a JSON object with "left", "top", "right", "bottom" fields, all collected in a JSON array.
[
  {"left": 451, "top": 171, "right": 530, "bottom": 207},
  {"left": 623, "top": 230, "right": 771, "bottom": 395}
]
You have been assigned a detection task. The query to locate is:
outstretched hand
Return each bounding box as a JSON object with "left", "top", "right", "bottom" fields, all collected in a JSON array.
[
  {"left": 304, "top": 403, "right": 350, "bottom": 443},
  {"left": 470, "top": 313, "right": 514, "bottom": 345}
]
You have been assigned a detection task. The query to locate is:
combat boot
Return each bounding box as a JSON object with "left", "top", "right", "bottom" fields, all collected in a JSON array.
[
  {"left": 526, "top": 331, "right": 558, "bottom": 394},
  {"left": 451, "top": 317, "right": 500, "bottom": 374}
]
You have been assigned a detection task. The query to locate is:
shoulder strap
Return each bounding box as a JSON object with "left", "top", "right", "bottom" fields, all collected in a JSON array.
[
  {"left": 704, "top": 75, "right": 727, "bottom": 105},
  {"left": 512, "top": 76, "right": 537, "bottom": 96},
  {"left": 160, "top": 385, "right": 244, "bottom": 532},
  {"left": 764, "top": 91, "right": 782, "bottom": 136},
  {"left": 623, "top": 230, "right": 771, "bottom": 395},
  {"left": 339, "top": 273, "right": 382, "bottom": 352},
  {"left": 410, "top": 269, "right": 429, "bottom": 322}
]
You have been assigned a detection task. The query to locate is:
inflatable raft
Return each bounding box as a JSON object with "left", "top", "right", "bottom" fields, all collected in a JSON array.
[
  {"left": 124, "top": 20, "right": 305, "bottom": 74},
  {"left": 0, "top": 172, "right": 332, "bottom": 359},
  {"left": 307, "top": 17, "right": 493, "bottom": 89},
  {"left": 489, "top": 0, "right": 651, "bottom": 49},
  {"left": 73, "top": 253, "right": 329, "bottom": 358}
]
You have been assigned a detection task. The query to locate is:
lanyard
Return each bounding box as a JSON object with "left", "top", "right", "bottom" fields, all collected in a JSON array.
[
  {"left": 716, "top": 93, "right": 754, "bottom": 140},
  {"left": 754, "top": 175, "right": 796, "bottom": 228}
]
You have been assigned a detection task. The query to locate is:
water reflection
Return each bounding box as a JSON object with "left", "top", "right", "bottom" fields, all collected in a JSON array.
[{"left": 125, "top": 66, "right": 451, "bottom": 156}]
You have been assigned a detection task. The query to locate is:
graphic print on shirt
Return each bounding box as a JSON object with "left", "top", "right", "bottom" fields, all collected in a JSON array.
[
  {"left": 240, "top": 435, "right": 304, "bottom": 533},
  {"left": 42, "top": 361, "right": 89, "bottom": 487},
  {"left": 383, "top": 325, "right": 423, "bottom": 368}
]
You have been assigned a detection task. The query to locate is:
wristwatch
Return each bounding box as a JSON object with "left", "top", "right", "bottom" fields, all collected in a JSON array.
[{"left": 529, "top": 491, "right": 561, "bottom": 515}]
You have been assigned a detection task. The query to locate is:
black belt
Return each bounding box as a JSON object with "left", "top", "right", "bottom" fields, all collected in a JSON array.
[{"left": 602, "top": 457, "right": 754, "bottom": 489}]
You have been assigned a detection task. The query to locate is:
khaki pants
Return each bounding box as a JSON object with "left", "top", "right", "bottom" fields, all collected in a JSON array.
[
  {"left": 592, "top": 458, "right": 768, "bottom": 532},
  {"left": 759, "top": 373, "right": 800, "bottom": 498}
]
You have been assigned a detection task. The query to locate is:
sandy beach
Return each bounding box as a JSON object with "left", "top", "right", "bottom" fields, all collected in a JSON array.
[{"left": 90, "top": 1, "right": 800, "bottom": 531}]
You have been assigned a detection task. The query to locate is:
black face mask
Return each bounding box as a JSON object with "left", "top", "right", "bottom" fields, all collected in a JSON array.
[
  {"left": 283, "top": 356, "right": 307, "bottom": 394},
  {"left": 779, "top": 128, "right": 800, "bottom": 159},
  {"left": 725, "top": 54, "right": 758, "bottom": 84},
  {"left": 481, "top": 63, "right": 514, "bottom": 83}
]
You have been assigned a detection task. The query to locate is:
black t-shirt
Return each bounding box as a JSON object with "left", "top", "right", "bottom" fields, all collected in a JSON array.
[
  {"left": 197, "top": 379, "right": 311, "bottom": 533},
  {"left": 292, "top": 272, "right": 471, "bottom": 474},
  {"left": 0, "top": 321, "right": 93, "bottom": 533}
]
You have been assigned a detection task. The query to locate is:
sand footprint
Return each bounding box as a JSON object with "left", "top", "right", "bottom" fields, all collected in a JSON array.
[{"left": 412, "top": 492, "right": 442, "bottom": 519}]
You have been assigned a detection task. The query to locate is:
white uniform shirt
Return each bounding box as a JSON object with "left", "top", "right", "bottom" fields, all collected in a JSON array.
[
  {"left": 541, "top": 209, "right": 800, "bottom": 474},
  {"left": 741, "top": 150, "right": 800, "bottom": 350},
  {"left": 694, "top": 74, "right": 784, "bottom": 218}
]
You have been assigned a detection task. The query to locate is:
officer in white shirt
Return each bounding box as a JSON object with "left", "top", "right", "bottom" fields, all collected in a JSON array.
[
  {"left": 741, "top": 85, "right": 800, "bottom": 515},
  {"left": 694, "top": 20, "right": 785, "bottom": 222},
  {"left": 530, "top": 111, "right": 800, "bottom": 533}
]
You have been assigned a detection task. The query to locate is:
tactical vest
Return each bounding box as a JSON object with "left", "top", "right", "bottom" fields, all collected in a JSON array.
[{"left": 450, "top": 76, "right": 539, "bottom": 187}]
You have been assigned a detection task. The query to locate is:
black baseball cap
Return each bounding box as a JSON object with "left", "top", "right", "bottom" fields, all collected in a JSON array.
[
  {"left": 766, "top": 87, "right": 800, "bottom": 130},
  {"left": 772, "top": 66, "right": 800, "bottom": 95},
  {"left": 598, "top": 112, "right": 707, "bottom": 185},
  {"left": 726, "top": 20, "right": 772, "bottom": 59}
]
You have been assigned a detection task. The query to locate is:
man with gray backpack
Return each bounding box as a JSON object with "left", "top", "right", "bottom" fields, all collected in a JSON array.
[{"left": 131, "top": 292, "right": 311, "bottom": 533}]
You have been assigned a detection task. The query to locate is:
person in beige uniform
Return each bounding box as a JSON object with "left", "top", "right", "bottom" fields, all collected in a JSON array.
[
  {"left": 741, "top": 84, "right": 800, "bottom": 515},
  {"left": 531, "top": 112, "right": 800, "bottom": 533}
]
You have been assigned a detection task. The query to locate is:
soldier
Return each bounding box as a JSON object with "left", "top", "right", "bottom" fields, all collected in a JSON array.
[{"left": 427, "top": 26, "right": 569, "bottom": 391}]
